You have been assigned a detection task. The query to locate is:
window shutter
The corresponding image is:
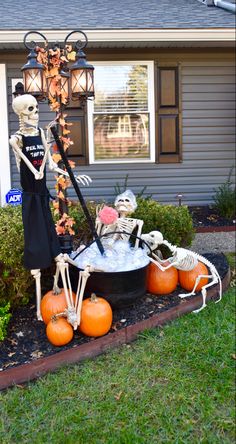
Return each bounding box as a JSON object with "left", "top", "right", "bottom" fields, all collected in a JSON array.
[
  {"left": 156, "top": 64, "right": 182, "bottom": 163},
  {"left": 66, "top": 107, "right": 89, "bottom": 165}
]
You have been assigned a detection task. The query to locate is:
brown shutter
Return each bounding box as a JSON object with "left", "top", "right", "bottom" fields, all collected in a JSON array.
[
  {"left": 156, "top": 63, "right": 182, "bottom": 163},
  {"left": 65, "top": 106, "right": 89, "bottom": 165}
]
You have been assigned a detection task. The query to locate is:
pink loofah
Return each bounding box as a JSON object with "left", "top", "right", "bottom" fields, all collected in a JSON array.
[{"left": 98, "top": 206, "right": 118, "bottom": 225}]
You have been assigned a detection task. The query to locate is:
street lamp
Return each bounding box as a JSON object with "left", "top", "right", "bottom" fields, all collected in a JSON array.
[
  {"left": 21, "top": 30, "right": 94, "bottom": 104},
  {"left": 21, "top": 31, "right": 46, "bottom": 99},
  {"left": 21, "top": 30, "right": 104, "bottom": 255}
]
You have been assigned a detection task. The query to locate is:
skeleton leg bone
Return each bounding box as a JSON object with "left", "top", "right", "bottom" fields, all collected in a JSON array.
[
  {"left": 179, "top": 274, "right": 212, "bottom": 299},
  {"left": 55, "top": 259, "right": 77, "bottom": 328},
  {"left": 75, "top": 266, "right": 92, "bottom": 326},
  {"left": 31, "top": 269, "right": 42, "bottom": 321},
  {"left": 192, "top": 275, "right": 219, "bottom": 313}
]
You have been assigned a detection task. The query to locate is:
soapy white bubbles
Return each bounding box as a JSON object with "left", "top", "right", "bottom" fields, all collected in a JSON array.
[{"left": 71, "top": 239, "right": 150, "bottom": 272}]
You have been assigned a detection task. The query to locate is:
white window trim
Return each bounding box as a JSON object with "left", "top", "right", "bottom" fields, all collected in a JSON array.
[
  {"left": 0, "top": 65, "right": 11, "bottom": 206},
  {"left": 87, "top": 61, "right": 155, "bottom": 164}
]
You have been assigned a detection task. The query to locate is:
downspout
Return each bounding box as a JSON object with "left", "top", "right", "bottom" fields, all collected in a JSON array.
[{"left": 213, "top": 0, "right": 236, "bottom": 13}]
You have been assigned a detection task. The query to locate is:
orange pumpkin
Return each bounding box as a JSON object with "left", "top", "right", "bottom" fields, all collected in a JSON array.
[
  {"left": 178, "top": 261, "right": 209, "bottom": 292},
  {"left": 147, "top": 261, "right": 178, "bottom": 295},
  {"left": 46, "top": 317, "right": 73, "bottom": 346},
  {"left": 79, "top": 293, "right": 113, "bottom": 337},
  {"left": 41, "top": 289, "right": 76, "bottom": 325}
]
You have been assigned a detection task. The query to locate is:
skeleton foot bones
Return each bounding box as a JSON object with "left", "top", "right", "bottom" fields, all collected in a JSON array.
[{"left": 141, "top": 231, "right": 222, "bottom": 313}]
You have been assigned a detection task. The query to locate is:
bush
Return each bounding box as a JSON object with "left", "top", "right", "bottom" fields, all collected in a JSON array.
[
  {"left": 213, "top": 167, "right": 236, "bottom": 219},
  {"left": 69, "top": 198, "right": 195, "bottom": 248},
  {"left": 0, "top": 302, "right": 11, "bottom": 341},
  {"left": 69, "top": 200, "right": 98, "bottom": 245},
  {"left": 133, "top": 198, "right": 195, "bottom": 247},
  {"left": 0, "top": 205, "right": 32, "bottom": 308}
]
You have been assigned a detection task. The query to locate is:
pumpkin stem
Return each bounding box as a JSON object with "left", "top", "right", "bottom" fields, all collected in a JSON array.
[{"left": 90, "top": 293, "right": 98, "bottom": 303}]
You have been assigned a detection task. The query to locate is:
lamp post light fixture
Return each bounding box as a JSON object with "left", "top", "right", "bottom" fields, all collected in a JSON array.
[
  {"left": 21, "top": 31, "right": 46, "bottom": 100},
  {"left": 176, "top": 193, "right": 184, "bottom": 207},
  {"left": 21, "top": 30, "right": 94, "bottom": 104},
  {"left": 20, "top": 30, "right": 105, "bottom": 255}
]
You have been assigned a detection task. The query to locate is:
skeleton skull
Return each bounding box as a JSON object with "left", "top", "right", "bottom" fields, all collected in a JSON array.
[
  {"left": 114, "top": 190, "right": 137, "bottom": 216},
  {"left": 12, "top": 94, "right": 39, "bottom": 127},
  {"left": 141, "top": 231, "right": 164, "bottom": 251}
]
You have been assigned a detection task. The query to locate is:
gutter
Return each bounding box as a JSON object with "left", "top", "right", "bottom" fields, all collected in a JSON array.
[
  {"left": 213, "top": 0, "right": 236, "bottom": 13},
  {"left": 0, "top": 29, "right": 235, "bottom": 45}
]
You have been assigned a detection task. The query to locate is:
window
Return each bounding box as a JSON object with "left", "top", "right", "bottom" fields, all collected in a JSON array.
[{"left": 88, "top": 62, "right": 155, "bottom": 163}]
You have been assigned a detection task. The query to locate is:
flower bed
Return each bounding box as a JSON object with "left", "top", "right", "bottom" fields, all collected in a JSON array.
[{"left": 0, "top": 253, "right": 230, "bottom": 390}]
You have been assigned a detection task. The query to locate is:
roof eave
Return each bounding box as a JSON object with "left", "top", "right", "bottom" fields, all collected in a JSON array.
[{"left": 0, "top": 29, "right": 235, "bottom": 50}]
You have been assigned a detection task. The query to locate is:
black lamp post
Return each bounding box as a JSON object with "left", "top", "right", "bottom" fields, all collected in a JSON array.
[{"left": 21, "top": 30, "right": 104, "bottom": 255}]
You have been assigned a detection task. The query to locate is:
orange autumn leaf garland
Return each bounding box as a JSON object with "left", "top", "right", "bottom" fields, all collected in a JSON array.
[{"left": 36, "top": 44, "right": 77, "bottom": 236}]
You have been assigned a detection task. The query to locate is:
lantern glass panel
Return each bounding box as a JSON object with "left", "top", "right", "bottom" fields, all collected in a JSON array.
[
  {"left": 60, "top": 76, "right": 69, "bottom": 103},
  {"left": 23, "top": 68, "right": 44, "bottom": 95},
  {"left": 71, "top": 69, "right": 87, "bottom": 96},
  {"left": 87, "top": 70, "right": 94, "bottom": 95}
]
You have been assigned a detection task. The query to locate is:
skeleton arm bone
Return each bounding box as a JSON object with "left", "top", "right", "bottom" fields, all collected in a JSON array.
[
  {"left": 9, "top": 135, "right": 44, "bottom": 180},
  {"left": 40, "top": 128, "right": 92, "bottom": 186},
  {"left": 135, "top": 220, "right": 144, "bottom": 248}
]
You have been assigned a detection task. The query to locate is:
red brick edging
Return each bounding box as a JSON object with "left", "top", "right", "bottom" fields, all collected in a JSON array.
[{"left": 0, "top": 269, "right": 231, "bottom": 391}]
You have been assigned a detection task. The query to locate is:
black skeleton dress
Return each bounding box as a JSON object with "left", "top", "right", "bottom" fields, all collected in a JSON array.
[{"left": 19, "top": 129, "right": 61, "bottom": 270}]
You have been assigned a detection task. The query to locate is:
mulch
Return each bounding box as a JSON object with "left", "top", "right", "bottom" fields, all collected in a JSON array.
[
  {"left": 189, "top": 205, "right": 235, "bottom": 229},
  {"left": 0, "top": 253, "right": 229, "bottom": 373}
]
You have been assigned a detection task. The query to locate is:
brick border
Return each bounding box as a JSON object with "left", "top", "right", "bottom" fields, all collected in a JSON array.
[{"left": 0, "top": 268, "right": 231, "bottom": 391}]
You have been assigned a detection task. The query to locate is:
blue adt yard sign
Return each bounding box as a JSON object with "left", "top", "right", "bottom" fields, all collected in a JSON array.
[{"left": 5, "top": 189, "right": 22, "bottom": 205}]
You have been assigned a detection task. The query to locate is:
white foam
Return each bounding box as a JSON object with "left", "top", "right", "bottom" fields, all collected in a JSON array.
[{"left": 71, "top": 240, "right": 150, "bottom": 272}]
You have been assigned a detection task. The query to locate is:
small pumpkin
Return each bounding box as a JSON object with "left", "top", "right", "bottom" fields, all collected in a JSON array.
[
  {"left": 178, "top": 261, "right": 209, "bottom": 292},
  {"left": 147, "top": 261, "right": 178, "bottom": 295},
  {"left": 79, "top": 293, "right": 113, "bottom": 337},
  {"left": 41, "top": 289, "right": 76, "bottom": 325},
  {"left": 46, "top": 317, "right": 73, "bottom": 346}
]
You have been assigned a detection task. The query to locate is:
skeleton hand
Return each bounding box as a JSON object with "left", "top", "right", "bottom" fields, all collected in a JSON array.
[
  {"left": 76, "top": 174, "right": 92, "bottom": 186},
  {"left": 48, "top": 158, "right": 59, "bottom": 172},
  {"left": 35, "top": 171, "right": 44, "bottom": 180}
]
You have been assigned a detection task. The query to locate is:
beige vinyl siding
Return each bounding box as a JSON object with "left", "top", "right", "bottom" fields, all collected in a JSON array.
[{"left": 8, "top": 59, "right": 235, "bottom": 206}]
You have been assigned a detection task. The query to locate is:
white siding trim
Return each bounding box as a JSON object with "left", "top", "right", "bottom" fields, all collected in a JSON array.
[
  {"left": 0, "top": 29, "right": 235, "bottom": 44},
  {"left": 88, "top": 60, "right": 155, "bottom": 164},
  {"left": 0, "top": 64, "right": 11, "bottom": 206}
]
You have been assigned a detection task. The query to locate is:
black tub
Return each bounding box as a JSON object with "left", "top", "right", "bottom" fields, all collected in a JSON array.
[{"left": 69, "top": 264, "right": 149, "bottom": 309}]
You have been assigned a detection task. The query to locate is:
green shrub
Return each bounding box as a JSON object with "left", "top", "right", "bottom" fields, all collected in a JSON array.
[
  {"left": 213, "top": 167, "right": 236, "bottom": 219},
  {"left": 0, "top": 205, "right": 32, "bottom": 307},
  {"left": 69, "top": 198, "right": 195, "bottom": 248},
  {"left": 0, "top": 301, "right": 11, "bottom": 341},
  {"left": 68, "top": 200, "right": 98, "bottom": 245},
  {"left": 133, "top": 198, "right": 195, "bottom": 247}
]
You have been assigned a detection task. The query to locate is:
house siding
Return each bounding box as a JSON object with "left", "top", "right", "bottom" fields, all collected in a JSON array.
[{"left": 7, "top": 56, "right": 235, "bottom": 206}]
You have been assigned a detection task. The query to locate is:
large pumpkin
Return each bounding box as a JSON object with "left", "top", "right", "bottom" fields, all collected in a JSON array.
[
  {"left": 41, "top": 289, "right": 76, "bottom": 325},
  {"left": 147, "top": 261, "right": 178, "bottom": 295},
  {"left": 79, "top": 293, "right": 113, "bottom": 337},
  {"left": 178, "top": 261, "right": 209, "bottom": 292},
  {"left": 46, "top": 317, "right": 73, "bottom": 346}
]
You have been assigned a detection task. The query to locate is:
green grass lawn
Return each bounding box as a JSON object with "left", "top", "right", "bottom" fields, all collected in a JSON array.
[
  {"left": 0, "top": 284, "right": 235, "bottom": 444},
  {"left": 1, "top": 249, "right": 236, "bottom": 444}
]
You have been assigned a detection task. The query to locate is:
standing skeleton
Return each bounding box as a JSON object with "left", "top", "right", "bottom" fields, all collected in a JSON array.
[
  {"left": 9, "top": 94, "right": 91, "bottom": 324},
  {"left": 141, "top": 231, "right": 222, "bottom": 313}
]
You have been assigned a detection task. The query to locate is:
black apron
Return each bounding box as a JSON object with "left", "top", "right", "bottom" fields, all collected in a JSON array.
[{"left": 20, "top": 130, "right": 61, "bottom": 270}]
